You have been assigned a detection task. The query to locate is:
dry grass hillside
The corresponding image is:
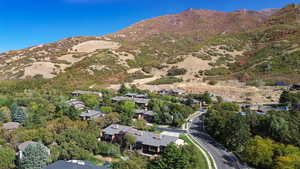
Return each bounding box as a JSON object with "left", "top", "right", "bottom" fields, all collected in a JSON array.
[{"left": 0, "top": 4, "right": 299, "bottom": 103}]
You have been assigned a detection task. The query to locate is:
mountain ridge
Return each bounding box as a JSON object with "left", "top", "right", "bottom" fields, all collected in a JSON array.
[{"left": 0, "top": 4, "right": 299, "bottom": 92}]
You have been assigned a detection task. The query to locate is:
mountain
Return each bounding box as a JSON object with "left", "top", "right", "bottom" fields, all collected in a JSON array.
[
  {"left": 267, "top": 4, "right": 300, "bottom": 25},
  {"left": 107, "top": 8, "right": 272, "bottom": 45},
  {"left": 0, "top": 4, "right": 299, "bottom": 92}
]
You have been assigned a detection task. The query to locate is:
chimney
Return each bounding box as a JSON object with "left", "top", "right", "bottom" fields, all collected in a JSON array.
[
  {"left": 112, "top": 124, "right": 119, "bottom": 129},
  {"left": 153, "top": 134, "right": 161, "bottom": 140}
]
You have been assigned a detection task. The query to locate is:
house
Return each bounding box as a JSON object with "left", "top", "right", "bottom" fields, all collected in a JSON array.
[
  {"left": 125, "top": 93, "right": 148, "bottom": 99},
  {"left": 71, "top": 90, "right": 103, "bottom": 97},
  {"left": 275, "top": 82, "right": 288, "bottom": 86},
  {"left": 1, "top": 122, "right": 20, "bottom": 131},
  {"left": 101, "top": 124, "right": 183, "bottom": 154},
  {"left": 66, "top": 99, "right": 86, "bottom": 110},
  {"left": 135, "top": 109, "right": 156, "bottom": 121},
  {"left": 44, "top": 160, "right": 111, "bottom": 169},
  {"left": 290, "top": 84, "right": 300, "bottom": 91},
  {"left": 293, "top": 104, "right": 300, "bottom": 111},
  {"left": 158, "top": 88, "right": 185, "bottom": 96},
  {"left": 80, "top": 110, "right": 106, "bottom": 120},
  {"left": 17, "top": 141, "right": 50, "bottom": 160},
  {"left": 112, "top": 96, "right": 150, "bottom": 107},
  {"left": 240, "top": 104, "right": 260, "bottom": 111}
]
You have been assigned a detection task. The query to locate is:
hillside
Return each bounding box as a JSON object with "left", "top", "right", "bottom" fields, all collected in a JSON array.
[{"left": 0, "top": 4, "right": 299, "bottom": 102}]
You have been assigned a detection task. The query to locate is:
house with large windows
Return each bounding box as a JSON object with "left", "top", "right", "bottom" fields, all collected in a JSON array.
[{"left": 101, "top": 124, "right": 183, "bottom": 154}]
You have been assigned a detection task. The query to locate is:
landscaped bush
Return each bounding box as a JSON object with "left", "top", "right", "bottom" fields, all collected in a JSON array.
[{"left": 147, "top": 77, "right": 183, "bottom": 85}]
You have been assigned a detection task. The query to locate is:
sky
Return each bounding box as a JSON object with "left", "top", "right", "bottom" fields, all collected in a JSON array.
[{"left": 0, "top": 0, "right": 297, "bottom": 52}]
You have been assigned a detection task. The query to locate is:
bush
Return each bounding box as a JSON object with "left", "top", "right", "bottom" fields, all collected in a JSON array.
[
  {"left": 147, "top": 77, "right": 183, "bottom": 85},
  {"left": 167, "top": 67, "right": 187, "bottom": 76},
  {"left": 208, "top": 80, "right": 218, "bottom": 85},
  {"left": 95, "top": 142, "right": 120, "bottom": 157}
]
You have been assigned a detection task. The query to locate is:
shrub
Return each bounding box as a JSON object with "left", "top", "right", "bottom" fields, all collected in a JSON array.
[
  {"left": 96, "top": 142, "right": 120, "bottom": 157},
  {"left": 167, "top": 67, "right": 187, "bottom": 76},
  {"left": 208, "top": 80, "right": 218, "bottom": 85}
]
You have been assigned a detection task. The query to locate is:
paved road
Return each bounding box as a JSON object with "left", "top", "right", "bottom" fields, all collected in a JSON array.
[{"left": 188, "top": 113, "right": 242, "bottom": 169}]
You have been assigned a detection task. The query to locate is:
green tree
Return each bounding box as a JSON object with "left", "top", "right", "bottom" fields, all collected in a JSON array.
[
  {"left": 133, "top": 118, "right": 148, "bottom": 130},
  {"left": 279, "top": 90, "right": 290, "bottom": 104},
  {"left": 59, "top": 142, "right": 92, "bottom": 160},
  {"left": 242, "top": 136, "right": 274, "bottom": 169},
  {"left": 79, "top": 94, "right": 100, "bottom": 108},
  {"left": 124, "top": 133, "right": 137, "bottom": 150},
  {"left": 0, "top": 146, "right": 16, "bottom": 169},
  {"left": 11, "top": 104, "right": 26, "bottom": 124},
  {"left": 119, "top": 101, "right": 136, "bottom": 125},
  {"left": 20, "top": 142, "right": 50, "bottom": 169},
  {"left": 274, "top": 154, "right": 300, "bottom": 169},
  {"left": 101, "top": 106, "right": 113, "bottom": 113},
  {"left": 96, "top": 142, "right": 120, "bottom": 157},
  {"left": 118, "top": 83, "right": 129, "bottom": 94},
  {"left": 267, "top": 115, "right": 289, "bottom": 142},
  {"left": 201, "top": 91, "right": 212, "bottom": 104},
  {"left": 64, "top": 105, "right": 80, "bottom": 120},
  {"left": 0, "top": 107, "right": 11, "bottom": 122},
  {"left": 150, "top": 144, "right": 189, "bottom": 169},
  {"left": 224, "top": 114, "right": 251, "bottom": 151}
]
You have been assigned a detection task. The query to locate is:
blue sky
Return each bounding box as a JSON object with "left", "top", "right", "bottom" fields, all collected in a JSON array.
[{"left": 0, "top": 0, "right": 296, "bottom": 52}]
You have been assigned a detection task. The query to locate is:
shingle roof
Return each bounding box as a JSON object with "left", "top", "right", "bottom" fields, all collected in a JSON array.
[
  {"left": 135, "top": 109, "right": 155, "bottom": 116},
  {"left": 112, "top": 96, "right": 150, "bottom": 104},
  {"left": 66, "top": 99, "right": 86, "bottom": 109},
  {"left": 125, "top": 93, "right": 147, "bottom": 98},
  {"left": 80, "top": 110, "right": 105, "bottom": 118},
  {"left": 44, "top": 160, "right": 111, "bottom": 169},
  {"left": 103, "top": 124, "right": 178, "bottom": 147}
]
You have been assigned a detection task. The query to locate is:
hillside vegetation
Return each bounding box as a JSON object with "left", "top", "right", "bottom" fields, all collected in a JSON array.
[{"left": 0, "top": 4, "right": 299, "bottom": 91}]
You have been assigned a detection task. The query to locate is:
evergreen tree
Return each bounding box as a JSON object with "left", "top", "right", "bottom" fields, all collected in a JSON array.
[
  {"left": 279, "top": 90, "right": 290, "bottom": 104},
  {"left": 20, "top": 142, "right": 49, "bottom": 169},
  {"left": 118, "top": 83, "right": 128, "bottom": 94},
  {"left": 11, "top": 104, "right": 26, "bottom": 124}
]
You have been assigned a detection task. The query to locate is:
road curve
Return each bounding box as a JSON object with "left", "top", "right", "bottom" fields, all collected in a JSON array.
[{"left": 188, "top": 113, "right": 242, "bottom": 169}]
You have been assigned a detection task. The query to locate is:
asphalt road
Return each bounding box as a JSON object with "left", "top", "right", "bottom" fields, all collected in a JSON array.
[{"left": 188, "top": 113, "right": 242, "bottom": 169}]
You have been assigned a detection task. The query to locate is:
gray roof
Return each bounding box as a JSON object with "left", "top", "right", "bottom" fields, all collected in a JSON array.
[
  {"left": 18, "top": 141, "right": 38, "bottom": 151},
  {"left": 112, "top": 96, "right": 150, "bottom": 104},
  {"left": 135, "top": 109, "right": 155, "bottom": 116},
  {"left": 103, "top": 124, "right": 178, "bottom": 147},
  {"left": 159, "top": 88, "right": 185, "bottom": 94},
  {"left": 72, "top": 90, "right": 102, "bottom": 96},
  {"left": 125, "top": 93, "right": 147, "bottom": 98},
  {"left": 1, "top": 122, "right": 20, "bottom": 130},
  {"left": 66, "top": 99, "right": 86, "bottom": 109},
  {"left": 80, "top": 110, "right": 105, "bottom": 118},
  {"left": 44, "top": 160, "right": 111, "bottom": 169}
]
